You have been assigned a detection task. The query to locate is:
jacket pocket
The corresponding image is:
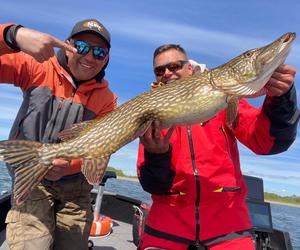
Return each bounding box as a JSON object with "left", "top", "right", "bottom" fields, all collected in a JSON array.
[
  {"left": 213, "top": 186, "right": 241, "bottom": 193},
  {"left": 11, "top": 107, "right": 35, "bottom": 139}
]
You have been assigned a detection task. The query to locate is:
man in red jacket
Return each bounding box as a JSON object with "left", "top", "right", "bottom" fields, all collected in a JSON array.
[
  {"left": 1, "top": 19, "right": 117, "bottom": 249},
  {"left": 137, "top": 44, "right": 299, "bottom": 250}
]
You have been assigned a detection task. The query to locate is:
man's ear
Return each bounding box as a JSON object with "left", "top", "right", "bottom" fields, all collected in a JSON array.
[
  {"left": 187, "top": 62, "right": 194, "bottom": 74},
  {"left": 103, "top": 54, "right": 109, "bottom": 65}
]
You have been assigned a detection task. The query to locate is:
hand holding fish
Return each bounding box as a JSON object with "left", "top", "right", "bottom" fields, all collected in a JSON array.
[
  {"left": 44, "top": 159, "right": 70, "bottom": 181},
  {"left": 140, "top": 121, "right": 175, "bottom": 154},
  {"left": 265, "top": 64, "right": 296, "bottom": 97}
]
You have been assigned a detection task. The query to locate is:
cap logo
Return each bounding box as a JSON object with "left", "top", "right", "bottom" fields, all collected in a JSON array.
[{"left": 83, "top": 21, "right": 103, "bottom": 32}]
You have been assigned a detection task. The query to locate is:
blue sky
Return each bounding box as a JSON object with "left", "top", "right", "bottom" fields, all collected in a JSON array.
[{"left": 0, "top": 0, "right": 300, "bottom": 196}]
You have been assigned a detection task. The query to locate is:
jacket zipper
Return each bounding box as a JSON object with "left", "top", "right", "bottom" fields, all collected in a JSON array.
[
  {"left": 220, "top": 125, "right": 234, "bottom": 164},
  {"left": 187, "top": 126, "right": 201, "bottom": 246},
  {"left": 47, "top": 98, "right": 65, "bottom": 141},
  {"left": 47, "top": 88, "right": 76, "bottom": 141},
  {"left": 58, "top": 88, "right": 77, "bottom": 132}
]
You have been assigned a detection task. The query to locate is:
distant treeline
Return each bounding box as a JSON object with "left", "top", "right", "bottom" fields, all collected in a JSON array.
[
  {"left": 107, "top": 167, "right": 300, "bottom": 205},
  {"left": 107, "top": 166, "right": 136, "bottom": 178},
  {"left": 264, "top": 192, "right": 300, "bottom": 205}
]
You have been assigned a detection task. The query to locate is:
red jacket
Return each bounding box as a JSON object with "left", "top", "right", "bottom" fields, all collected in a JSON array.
[
  {"left": 0, "top": 23, "right": 117, "bottom": 176},
  {"left": 137, "top": 90, "right": 299, "bottom": 245}
]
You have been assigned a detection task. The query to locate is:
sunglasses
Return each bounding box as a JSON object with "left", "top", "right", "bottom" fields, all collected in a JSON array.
[
  {"left": 73, "top": 40, "right": 108, "bottom": 60},
  {"left": 154, "top": 60, "right": 188, "bottom": 76}
]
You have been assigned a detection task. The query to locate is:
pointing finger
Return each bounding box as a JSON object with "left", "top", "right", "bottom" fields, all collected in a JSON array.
[{"left": 51, "top": 37, "right": 77, "bottom": 53}]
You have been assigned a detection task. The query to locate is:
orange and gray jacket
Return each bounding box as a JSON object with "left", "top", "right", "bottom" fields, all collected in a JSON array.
[
  {"left": 0, "top": 23, "right": 117, "bottom": 176},
  {"left": 137, "top": 84, "right": 299, "bottom": 245}
]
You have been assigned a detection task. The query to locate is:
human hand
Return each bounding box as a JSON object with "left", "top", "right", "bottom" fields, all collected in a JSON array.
[
  {"left": 140, "top": 121, "right": 175, "bottom": 154},
  {"left": 15, "top": 27, "right": 77, "bottom": 63},
  {"left": 265, "top": 64, "right": 296, "bottom": 97},
  {"left": 44, "top": 158, "right": 70, "bottom": 181}
]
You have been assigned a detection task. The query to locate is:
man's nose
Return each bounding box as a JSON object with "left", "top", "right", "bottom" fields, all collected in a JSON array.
[
  {"left": 84, "top": 49, "right": 95, "bottom": 60},
  {"left": 164, "top": 68, "right": 173, "bottom": 75}
]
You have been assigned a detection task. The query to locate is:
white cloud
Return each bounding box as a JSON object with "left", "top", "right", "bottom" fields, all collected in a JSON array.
[{"left": 107, "top": 17, "right": 300, "bottom": 65}]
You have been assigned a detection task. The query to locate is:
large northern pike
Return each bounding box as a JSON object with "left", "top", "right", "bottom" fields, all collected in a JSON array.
[{"left": 0, "top": 32, "right": 296, "bottom": 205}]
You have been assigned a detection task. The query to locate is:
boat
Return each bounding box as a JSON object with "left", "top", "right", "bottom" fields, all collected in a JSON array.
[{"left": 0, "top": 171, "right": 295, "bottom": 250}]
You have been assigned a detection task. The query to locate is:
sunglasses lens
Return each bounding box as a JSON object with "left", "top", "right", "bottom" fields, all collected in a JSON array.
[
  {"left": 93, "top": 47, "right": 107, "bottom": 59},
  {"left": 74, "top": 41, "right": 90, "bottom": 55},
  {"left": 154, "top": 61, "right": 186, "bottom": 76},
  {"left": 154, "top": 66, "right": 165, "bottom": 76},
  {"left": 168, "top": 62, "right": 182, "bottom": 72},
  {"left": 74, "top": 40, "right": 107, "bottom": 60}
]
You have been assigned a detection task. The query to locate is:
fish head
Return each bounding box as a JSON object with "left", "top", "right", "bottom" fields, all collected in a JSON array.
[{"left": 211, "top": 32, "right": 296, "bottom": 96}]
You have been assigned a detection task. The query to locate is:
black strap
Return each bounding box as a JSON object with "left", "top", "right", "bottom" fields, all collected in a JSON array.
[
  {"left": 4, "top": 24, "right": 23, "bottom": 51},
  {"left": 145, "top": 225, "right": 254, "bottom": 247}
]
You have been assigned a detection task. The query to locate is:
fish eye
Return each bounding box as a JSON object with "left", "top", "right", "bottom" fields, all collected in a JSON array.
[{"left": 244, "top": 50, "right": 254, "bottom": 57}]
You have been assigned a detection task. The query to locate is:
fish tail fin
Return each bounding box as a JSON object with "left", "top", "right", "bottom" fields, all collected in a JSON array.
[{"left": 0, "top": 140, "right": 47, "bottom": 206}]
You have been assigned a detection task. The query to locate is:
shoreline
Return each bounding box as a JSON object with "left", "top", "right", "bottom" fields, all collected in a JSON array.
[
  {"left": 117, "top": 176, "right": 300, "bottom": 208},
  {"left": 265, "top": 199, "right": 300, "bottom": 208},
  {"left": 117, "top": 176, "right": 139, "bottom": 182}
]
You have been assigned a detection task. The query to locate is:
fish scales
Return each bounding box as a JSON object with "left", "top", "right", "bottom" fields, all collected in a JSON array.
[
  {"left": 53, "top": 74, "right": 224, "bottom": 158},
  {"left": 0, "top": 32, "right": 295, "bottom": 205}
]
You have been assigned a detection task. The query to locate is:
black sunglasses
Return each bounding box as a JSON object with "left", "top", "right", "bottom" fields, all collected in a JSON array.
[
  {"left": 154, "top": 60, "right": 188, "bottom": 76},
  {"left": 73, "top": 40, "right": 108, "bottom": 60}
]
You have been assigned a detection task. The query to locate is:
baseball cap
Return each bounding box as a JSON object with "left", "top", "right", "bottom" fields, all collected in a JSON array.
[{"left": 68, "top": 18, "right": 111, "bottom": 48}]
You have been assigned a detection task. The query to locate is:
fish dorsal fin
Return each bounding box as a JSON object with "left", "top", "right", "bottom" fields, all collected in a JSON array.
[
  {"left": 226, "top": 96, "right": 239, "bottom": 128},
  {"left": 58, "top": 120, "right": 97, "bottom": 142},
  {"left": 81, "top": 156, "right": 110, "bottom": 185}
]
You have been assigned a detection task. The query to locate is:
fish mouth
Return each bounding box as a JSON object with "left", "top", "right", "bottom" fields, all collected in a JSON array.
[
  {"left": 259, "top": 32, "right": 295, "bottom": 65},
  {"left": 283, "top": 32, "right": 296, "bottom": 44},
  {"left": 277, "top": 33, "right": 295, "bottom": 61},
  {"left": 242, "top": 32, "right": 296, "bottom": 96},
  {"left": 214, "top": 32, "right": 296, "bottom": 97}
]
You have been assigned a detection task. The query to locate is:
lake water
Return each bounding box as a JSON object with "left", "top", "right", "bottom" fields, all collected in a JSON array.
[{"left": 0, "top": 167, "right": 299, "bottom": 249}]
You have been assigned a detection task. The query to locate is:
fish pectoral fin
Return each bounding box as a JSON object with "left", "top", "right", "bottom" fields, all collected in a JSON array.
[
  {"left": 81, "top": 156, "right": 110, "bottom": 185},
  {"left": 58, "top": 120, "right": 97, "bottom": 142},
  {"left": 226, "top": 96, "right": 239, "bottom": 128},
  {"left": 242, "top": 87, "right": 267, "bottom": 98}
]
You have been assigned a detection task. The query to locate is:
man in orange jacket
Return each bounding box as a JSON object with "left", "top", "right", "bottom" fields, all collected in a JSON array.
[
  {"left": 0, "top": 18, "right": 117, "bottom": 249},
  {"left": 137, "top": 44, "right": 299, "bottom": 250}
]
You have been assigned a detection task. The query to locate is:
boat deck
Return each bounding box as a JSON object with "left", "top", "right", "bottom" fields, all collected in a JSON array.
[
  {"left": 0, "top": 191, "right": 138, "bottom": 250},
  {"left": 0, "top": 220, "right": 136, "bottom": 250},
  {"left": 89, "top": 219, "right": 136, "bottom": 250}
]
